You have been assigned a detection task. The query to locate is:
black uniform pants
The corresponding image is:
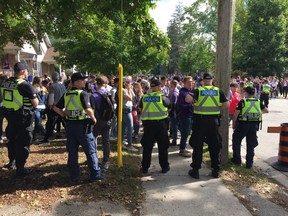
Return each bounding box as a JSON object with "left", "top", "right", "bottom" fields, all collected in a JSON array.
[
  {"left": 5, "top": 109, "right": 34, "bottom": 170},
  {"left": 189, "top": 116, "right": 222, "bottom": 171},
  {"left": 44, "top": 109, "right": 65, "bottom": 140},
  {"left": 141, "top": 119, "right": 170, "bottom": 170},
  {"left": 260, "top": 93, "right": 269, "bottom": 108},
  {"left": 232, "top": 122, "right": 258, "bottom": 167}
]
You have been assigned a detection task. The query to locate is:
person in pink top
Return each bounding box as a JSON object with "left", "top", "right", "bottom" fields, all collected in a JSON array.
[{"left": 229, "top": 83, "right": 242, "bottom": 123}]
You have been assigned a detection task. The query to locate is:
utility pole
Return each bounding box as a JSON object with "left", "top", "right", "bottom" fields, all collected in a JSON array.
[{"left": 215, "top": 0, "right": 235, "bottom": 164}]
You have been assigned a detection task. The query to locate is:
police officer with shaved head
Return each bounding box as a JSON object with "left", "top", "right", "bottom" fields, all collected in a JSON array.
[
  {"left": 1, "top": 62, "right": 38, "bottom": 176},
  {"left": 139, "top": 78, "right": 171, "bottom": 174},
  {"left": 186, "top": 72, "right": 230, "bottom": 179}
]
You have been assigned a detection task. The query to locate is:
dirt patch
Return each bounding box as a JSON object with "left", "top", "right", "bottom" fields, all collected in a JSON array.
[{"left": 0, "top": 138, "right": 144, "bottom": 216}]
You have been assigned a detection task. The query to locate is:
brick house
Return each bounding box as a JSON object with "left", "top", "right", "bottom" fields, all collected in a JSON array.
[{"left": 0, "top": 33, "right": 59, "bottom": 78}]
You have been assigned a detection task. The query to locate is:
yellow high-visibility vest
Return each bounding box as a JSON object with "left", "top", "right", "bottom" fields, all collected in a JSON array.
[
  {"left": 194, "top": 86, "right": 220, "bottom": 115},
  {"left": 64, "top": 89, "right": 88, "bottom": 120},
  {"left": 141, "top": 92, "right": 168, "bottom": 120},
  {"left": 239, "top": 98, "right": 262, "bottom": 122},
  {"left": 2, "top": 78, "right": 32, "bottom": 110}
]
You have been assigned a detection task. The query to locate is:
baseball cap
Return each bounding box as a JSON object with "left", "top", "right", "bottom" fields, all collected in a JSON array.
[
  {"left": 71, "top": 72, "right": 88, "bottom": 82},
  {"left": 244, "top": 86, "right": 255, "bottom": 95},
  {"left": 14, "top": 62, "right": 28, "bottom": 71},
  {"left": 150, "top": 78, "right": 161, "bottom": 87},
  {"left": 203, "top": 72, "right": 213, "bottom": 80}
]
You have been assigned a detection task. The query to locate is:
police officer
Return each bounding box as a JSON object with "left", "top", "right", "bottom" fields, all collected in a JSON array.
[
  {"left": 186, "top": 72, "right": 229, "bottom": 179},
  {"left": 53, "top": 72, "right": 102, "bottom": 183},
  {"left": 231, "top": 86, "right": 268, "bottom": 168},
  {"left": 1, "top": 62, "right": 38, "bottom": 176},
  {"left": 139, "top": 78, "right": 171, "bottom": 174},
  {"left": 260, "top": 79, "right": 271, "bottom": 108}
]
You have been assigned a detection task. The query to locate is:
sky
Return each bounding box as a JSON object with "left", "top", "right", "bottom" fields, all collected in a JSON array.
[{"left": 149, "top": 0, "right": 194, "bottom": 33}]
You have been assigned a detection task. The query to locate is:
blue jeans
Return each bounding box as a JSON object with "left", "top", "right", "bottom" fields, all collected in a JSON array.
[
  {"left": 170, "top": 116, "right": 179, "bottom": 144},
  {"left": 110, "top": 115, "right": 118, "bottom": 138},
  {"left": 122, "top": 111, "right": 133, "bottom": 146},
  {"left": 66, "top": 121, "right": 101, "bottom": 180},
  {"left": 34, "top": 108, "right": 46, "bottom": 137},
  {"left": 179, "top": 117, "right": 193, "bottom": 151}
]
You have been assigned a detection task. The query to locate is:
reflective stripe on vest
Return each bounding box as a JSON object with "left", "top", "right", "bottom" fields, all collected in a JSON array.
[
  {"left": 239, "top": 98, "right": 262, "bottom": 122},
  {"left": 262, "top": 84, "right": 271, "bottom": 94},
  {"left": 2, "top": 79, "right": 27, "bottom": 110},
  {"left": 194, "top": 86, "right": 220, "bottom": 115},
  {"left": 140, "top": 92, "right": 168, "bottom": 120},
  {"left": 64, "top": 89, "right": 87, "bottom": 120}
]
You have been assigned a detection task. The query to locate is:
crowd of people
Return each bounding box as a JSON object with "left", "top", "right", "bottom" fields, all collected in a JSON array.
[{"left": 0, "top": 62, "right": 277, "bottom": 183}]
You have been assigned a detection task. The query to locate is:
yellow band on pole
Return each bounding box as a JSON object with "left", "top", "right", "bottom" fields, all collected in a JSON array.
[{"left": 117, "top": 64, "right": 123, "bottom": 167}]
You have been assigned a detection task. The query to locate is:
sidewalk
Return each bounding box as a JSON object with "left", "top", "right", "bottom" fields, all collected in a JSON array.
[
  {"left": 141, "top": 97, "right": 288, "bottom": 216},
  {"left": 141, "top": 146, "right": 251, "bottom": 216}
]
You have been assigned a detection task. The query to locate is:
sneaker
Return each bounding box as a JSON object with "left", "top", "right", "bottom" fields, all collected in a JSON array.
[
  {"left": 140, "top": 167, "right": 148, "bottom": 174},
  {"left": 101, "top": 162, "right": 109, "bottom": 170},
  {"left": 16, "top": 168, "right": 34, "bottom": 177},
  {"left": 212, "top": 169, "right": 220, "bottom": 178},
  {"left": 188, "top": 169, "right": 199, "bottom": 179},
  {"left": 39, "top": 139, "right": 49, "bottom": 143},
  {"left": 230, "top": 158, "right": 241, "bottom": 166},
  {"left": 89, "top": 174, "right": 105, "bottom": 182},
  {"left": 70, "top": 178, "right": 82, "bottom": 185},
  {"left": 109, "top": 137, "right": 117, "bottom": 142},
  {"left": 170, "top": 141, "right": 177, "bottom": 146},
  {"left": 245, "top": 164, "right": 253, "bottom": 169},
  {"left": 126, "top": 145, "right": 138, "bottom": 152},
  {"left": 122, "top": 140, "right": 128, "bottom": 145},
  {"left": 161, "top": 165, "right": 170, "bottom": 174},
  {"left": 3, "top": 161, "right": 16, "bottom": 170},
  {"left": 179, "top": 150, "right": 191, "bottom": 157}
]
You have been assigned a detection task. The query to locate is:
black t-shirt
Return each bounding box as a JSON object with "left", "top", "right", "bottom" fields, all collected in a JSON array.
[
  {"left": 18, "top": 80, "right": 37, "bottom": 100},
  {"left": 56, "top": 87, "right": 92, "bottom": 110}
]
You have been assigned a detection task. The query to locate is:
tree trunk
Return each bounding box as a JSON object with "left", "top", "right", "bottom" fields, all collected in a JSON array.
[{"left": 215, "top": 0, "right": 235, "bottom": 164}]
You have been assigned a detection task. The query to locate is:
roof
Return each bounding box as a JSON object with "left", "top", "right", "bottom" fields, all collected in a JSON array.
[{"left": 42, "top": 47, "right": 59, "bottom": 64}]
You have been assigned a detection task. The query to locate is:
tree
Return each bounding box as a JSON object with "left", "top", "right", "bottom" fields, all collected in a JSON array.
[
  {"left": 233, "top": 0, "right": 288, "bottom": 76},
  {"left": 181, "top": 0, "right": 218, "bottom": 74},
  {"left": 179, "top": 38, "right": 215, "bottom": 73},
  {"left": 167, "top": 2, "right": 185, "bottom": 74},
  {"left": 0, "top": 0, "right": 169, "bottom": 74}
]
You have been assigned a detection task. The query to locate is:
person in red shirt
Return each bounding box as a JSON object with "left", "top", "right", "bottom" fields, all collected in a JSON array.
[{"left": 229, "top": 83, "right": 242, "bottom": 123}]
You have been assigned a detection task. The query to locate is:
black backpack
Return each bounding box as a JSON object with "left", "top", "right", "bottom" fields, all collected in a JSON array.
[{"left": 96, "top": 92, "right": 115, "bottom": 121}]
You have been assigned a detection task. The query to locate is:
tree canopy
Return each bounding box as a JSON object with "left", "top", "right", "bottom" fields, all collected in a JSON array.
[
  {"left": 0, "top": 0, "right": 170, "bottom": 74},
  {"left": 167, "top": 0, "right": 288, "bottom": 77},
  {"left": 233, "top": 0, "right": 288, "bottom": 76}
]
